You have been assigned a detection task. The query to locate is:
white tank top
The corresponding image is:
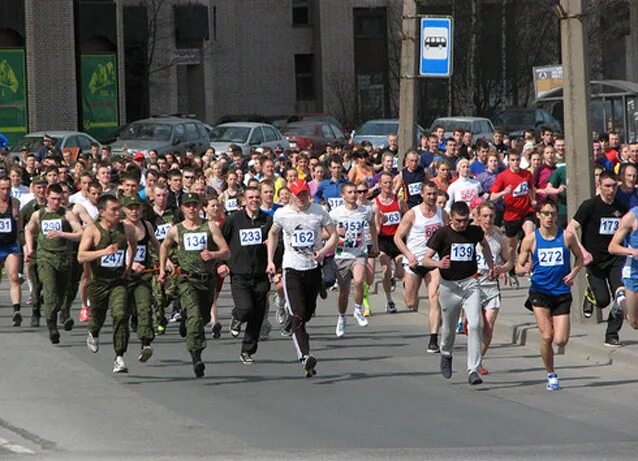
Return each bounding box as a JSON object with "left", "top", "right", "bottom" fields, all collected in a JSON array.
[
  {"left": 405, "top": 204, "right": 444, "bottom": 260},
  {"left": 84, "top": 201, "right": 99, "bottom": 221}
]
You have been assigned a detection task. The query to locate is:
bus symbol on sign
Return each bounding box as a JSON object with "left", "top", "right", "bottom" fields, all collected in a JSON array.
[{"left": 419, "top": 17, "right": 453, "bottom": 78}]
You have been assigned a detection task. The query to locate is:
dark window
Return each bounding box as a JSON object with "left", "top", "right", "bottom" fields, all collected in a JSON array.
[
  {"left": 292, "top": 0, "right": 310, "bottom": 26},
  {"left": 197, "top": 123, "right": 208, "bottom": 140},
  {"left": 185, "top": 123, "right": 199, "bottom": 141},
  {"left": 321, "top": 125, "right": 334, "bottom": 139},
  {"left": 250, "top": 127, "right": 264, "bottom": 145},
  {"left": 263, "top": 127, "right": 278, "bottom": 142},
  {"left": 77, "top": 135, "right": 93, "bottom": 152},
  {"left": 295, "top": 54, "right": 315, "bottom": 101},
  {"left": 174, "top": 124, "right": 186, "bottom": 143},
  {"left": 64, "top": 136, "right": 79, "bottom": 149}
]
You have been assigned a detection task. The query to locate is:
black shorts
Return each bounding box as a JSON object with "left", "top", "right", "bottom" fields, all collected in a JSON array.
[
  {"left": 525, "top": 290, "right": 572, "bottom": 316},
  {"left": 378, "top": 235, "right": 401, "bottom": 259},
  {"left": 504, "top": 213, "right": 535, "bottom": 238}
]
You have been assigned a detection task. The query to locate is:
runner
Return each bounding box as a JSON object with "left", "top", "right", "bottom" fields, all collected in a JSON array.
[
  {"left": 121, "top": 195, "right": 161, "bottom": 363},
  {"left": 445, "top": 159, "right": 482, "bottom": 211},
  {"left": 218, "top": 186, "right": 272, "bottom": 363},
  {"left": 516, "top": 199, "right": 584, "bottom": 391},
  {"left": 0, "top": 176, "right": 24, "bottom": 327},
  {"left": 372, "top": 172, "right": 408, "bottom": 313},
  {"left": 24, "top": 184, "right": 83, "bottom": 344},
  {"left": 422, "top": 201, "right": 495, "bottom": 385},
  {"left": 330, "top": 182, "right": 379, "bottom": 337},
  {"left": 607, "top": 201, "right": 638, "bottom": 332},
  {"left": 77, "top": 195, "right": 138, "bottom": 373},
  {"left": 20, "top": 175, "right": 48, "bottom": 326},
  {"left": 158, "top": 193, "right": 230, "bottom": 378},
  {"left": 393, "top": 151, "right": 426, "bottom": 209},
  {"left": 566, "top": 171, "right": 625, "bottom": 347},
  {"left": 266, "top": 179, "right": 337, "bottom": 377},
  {"left": 472, "top": 201, "right": 512, "bottom": 374}
]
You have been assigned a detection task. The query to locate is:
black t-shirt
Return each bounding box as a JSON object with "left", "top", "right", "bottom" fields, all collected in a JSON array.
[
  {"left": 427, "top": 224, "right": 484, "bottom": 280},
  {"left": 221, "top": 210, "right": 272, "bottom": 276},
  {"left": 573, "top": 196, "right": 627, "bottom": 264}
]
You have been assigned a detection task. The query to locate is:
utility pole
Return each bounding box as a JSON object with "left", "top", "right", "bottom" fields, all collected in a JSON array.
[
  {"left": 559, "top": 0, "right": 593, "bottom": 323},
  {"left": 398, "top": 0, "right": 418, "bottom": 165}
]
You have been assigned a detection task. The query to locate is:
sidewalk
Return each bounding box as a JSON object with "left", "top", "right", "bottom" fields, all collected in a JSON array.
[{"left": 365, "top": 277, "right": 638, "bottom": 372}]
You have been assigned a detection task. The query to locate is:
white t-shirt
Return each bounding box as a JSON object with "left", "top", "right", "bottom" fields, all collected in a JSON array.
[
  {"left": 274, "top": 203, "right": 333, "bottom": 271},
  {"left": 330, "top": 204, "right": 372, "bottom": 259},
  {"left": 446, "top": 177, "right": 482, "bottom": 211},
  {"left": 69, "top": 191, "right": 87, "bottom": 205},
  {"left": 10, "top": 185, "right": 29, "bottom": 200}
]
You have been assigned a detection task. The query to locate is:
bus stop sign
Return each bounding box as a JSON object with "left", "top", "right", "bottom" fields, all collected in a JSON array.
[{"left": 419, "top": 16, "right": 453, "bottom": 78}]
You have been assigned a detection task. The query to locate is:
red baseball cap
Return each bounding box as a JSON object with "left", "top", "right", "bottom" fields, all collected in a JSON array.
[
  {"left": 133, "top": 152, "right": 145, "bottom": 161},
  {"left": 289, "top": 179, "right": 310, "bottom": 196}
]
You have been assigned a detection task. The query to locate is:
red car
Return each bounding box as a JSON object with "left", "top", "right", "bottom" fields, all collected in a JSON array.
[{"left": 281, "top": 121, "right": 347, "bottom": 154}]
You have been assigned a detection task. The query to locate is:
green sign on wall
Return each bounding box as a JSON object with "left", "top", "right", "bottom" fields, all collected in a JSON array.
[
  {"left": 81, "top": 54, "right": 119, "bottom": 141},
  {"left": 0, "top": 48, "right": 28, "bottom": 145}
]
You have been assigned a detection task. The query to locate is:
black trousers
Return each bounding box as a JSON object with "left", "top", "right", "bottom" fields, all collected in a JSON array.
[
  {"left": 283, "top": 267, "right": 321, "bottom": 360},
  {"left": 230, "top": 274, "right": 270, "bottom": 355},
  {"left": 586, "top": 259, "right": 624, "bottom": 342}
]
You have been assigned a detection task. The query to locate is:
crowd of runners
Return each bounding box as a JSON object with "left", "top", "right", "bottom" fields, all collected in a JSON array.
[{"left": 2, "top": 126, "right": 638, "bottom": 390}]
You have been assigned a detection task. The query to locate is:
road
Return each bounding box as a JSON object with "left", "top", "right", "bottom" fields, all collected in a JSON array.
[{"left": 1, "top": 284, "right": 637, "bottom": 460}]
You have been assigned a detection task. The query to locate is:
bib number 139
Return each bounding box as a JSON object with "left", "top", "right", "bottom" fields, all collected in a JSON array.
[{"left": 450, "top": 243, "right": 473, "bottom": 262}]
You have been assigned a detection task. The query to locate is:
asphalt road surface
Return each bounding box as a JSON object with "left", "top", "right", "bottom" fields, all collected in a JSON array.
[{"left": 1, "top": 286, "right": 637, "bottom": 460}]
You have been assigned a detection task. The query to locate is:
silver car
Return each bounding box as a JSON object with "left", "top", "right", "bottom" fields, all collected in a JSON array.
[
  {"left": 430, "top": 117, "right": 495, "bottom": 144},
  {"left": 209, "top": 122, "right": 289, "bottom": 154},
  {"left": 352, "top": 119, "right": 425, "bottom": 149},
  {"left": 9, "top": 131, "right": 101, "bottom": 162}
]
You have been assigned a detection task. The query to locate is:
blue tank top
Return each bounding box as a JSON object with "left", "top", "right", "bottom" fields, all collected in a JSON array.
[
  {"left": 621, "top": 207, "right": 638, "bottom": 280},
  {"left": 402, "top": 168, "right": 425, "bottom": 208},
  {"left": 531, "top": 228, "right": 571, "bottom": 295}
]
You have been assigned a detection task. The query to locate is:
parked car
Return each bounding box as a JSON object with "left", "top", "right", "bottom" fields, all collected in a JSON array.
[
  {"left": 281, "top": 121, "right": 347, "bottom": 154},
  {"left": 209, "top": 122, "right": 289, "bottom": 154},
  {"left": 352, "top": 119, "right": 425, "bottom": 148},
  {"left": 286, "top": 113, "right": 346, "bottom": 133},
  {"left": 109, "top": 116, "right": 210, "bottom": 157},
  {"left": 494, "top": 107, "right": 562, "bottom": 138},
  {"left": 430, "top": 116, "right": 494, "bottom": 144},
  {"left": 9, "top": 131, "right": 101, "bottom": 162}
]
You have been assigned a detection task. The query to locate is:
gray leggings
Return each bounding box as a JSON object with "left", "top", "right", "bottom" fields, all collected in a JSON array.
[{"left": 439, "top": 277, "right": 482, "bottom": 374}]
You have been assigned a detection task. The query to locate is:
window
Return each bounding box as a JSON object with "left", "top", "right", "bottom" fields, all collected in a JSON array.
[
  {"left": 295, "top": 54, "right": 315, "bottom": 101},
  {"left": 77, "top": 135, "right": 93, "bottom": 152},
  {"left": 292, "top": 0, "right": 310, "bottom": 26},
  {"left": 263, "top": 126, "right": 278, "bottom": 142},
  {"left": 197, "top": 123, "right": 209, "bottom": 140},
  {"left": 64, "top": 136, "right": 79, "bottom": 149},
  {"left": 250, "top": 127, "right": 264, "bottom": 145},
  {"left": 321, "top": 125, "right": 335, "bottom": 139},
  {"left": 174, "top": 124, "right": 186, "bottom": 143},
  {"left": 185, "top": 123, "right": 199, "bottom": 141}
]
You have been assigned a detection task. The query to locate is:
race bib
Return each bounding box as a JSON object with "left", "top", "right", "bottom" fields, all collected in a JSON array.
[
  {"left": 622, "top": 260, "right": 633, "bottom": 279},
  {"left": 450, "top": 243, "right": 474, "bottom": 262},
  {"left": 226, "top": 198, "right": 238, "bottom": 211},
  {"left": 392, "top": 156, "right": 399, "bottom": 169},
  {"left": 41, "top": 219, "right": 62, "bottom": 233},
  {"left": 155, "top": 223, "right": 171, "bottom": 241},
  {"left": 599, "top": 217, "right": 620, "bottom": 235},
  {"left": 407, "top": 182, "right": 422, "bottom": 196},
  {"left": 460, "top": 188, "right": 478, "bottom": 202},
  {"left": 327, "top": 197, "right": 344, "bottom": 209},
  {"left": 100, "top": 250, "right": 124, "bottom": 268},
  {"left": 424, "top": 223, "right": 442, "bottom": 240},
  {"left": 384, "top": 211, "right": 401, "bottom": 225},
  {"left": 0, "top": 217, "right": 12, "bottom": 233},
  {"left": 133, "top": 245, "right": 146, "bottom": 262},
  {"left": 291, "top": 229, "right": 315, "bottom": 247},
  {"left": 239, "top": 228, "right": 262, "bottom": 246},
  {"left": 184, "top": 232, "right": 207, "bottom": 251},
  {"left": 538, "top": 247, "right": 564, "bottom": 266},
  {"left": 476, "top": 251, "right": 496, "bottom": 271},
  {"left": 512, "top": 181, "right": 529, "bottom": 197}
]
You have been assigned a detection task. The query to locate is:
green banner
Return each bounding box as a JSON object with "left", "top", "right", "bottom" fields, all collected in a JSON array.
[
  {"left": 81, "top": 54, "right": 119, "bottom": 141},
  {"left": 0, "top": 48, "right": 28, "bottom": 145}
]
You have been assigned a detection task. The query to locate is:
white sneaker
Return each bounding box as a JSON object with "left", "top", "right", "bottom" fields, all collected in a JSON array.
[
  {"left": 113, "top": 356, "right": 128, "bottom": 373},
  {"left": 86, "top": 331, "right": 99, "bottom": 353},
  {"left": 335, "top": 315, "right": 346, "bottom": 337},
  {"left": 353, "top": 308, "right": 368, "bottom": 327}
]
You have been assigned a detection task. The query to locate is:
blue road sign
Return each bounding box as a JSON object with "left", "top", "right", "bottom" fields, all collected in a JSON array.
[{"left": 419, "top": 16, "right": 453, "bottom": 78}]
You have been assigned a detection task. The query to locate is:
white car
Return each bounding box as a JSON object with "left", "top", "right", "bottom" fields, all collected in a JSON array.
[
  {"left": 430, "top": 117, "right": 495, "bottom": 144},
  {"left": 209, "top": 122, "right": 289, "bottom": 154}
]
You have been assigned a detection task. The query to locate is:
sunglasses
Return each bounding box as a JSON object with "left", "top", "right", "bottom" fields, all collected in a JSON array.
[{"left": 357, "top": 190, "right": 368, "bottom": 194}]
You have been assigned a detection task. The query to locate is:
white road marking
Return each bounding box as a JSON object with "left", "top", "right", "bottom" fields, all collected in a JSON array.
[{"left": 0, "top": 437, "right": 35, "bottom": 454}]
